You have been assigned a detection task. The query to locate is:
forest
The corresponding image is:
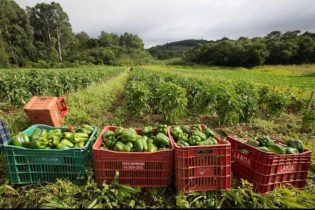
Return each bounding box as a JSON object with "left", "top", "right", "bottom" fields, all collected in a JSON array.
[{"left": 0, "top": 0, "right": 152, "bottom": 68}]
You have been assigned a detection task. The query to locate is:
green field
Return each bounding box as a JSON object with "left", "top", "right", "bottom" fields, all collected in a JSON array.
[
  {"left": 145, "top": 64, "right": 315, "bottom": 97},
  {"left": 0, "top": 65, "right": 315, "bottom": 208}
]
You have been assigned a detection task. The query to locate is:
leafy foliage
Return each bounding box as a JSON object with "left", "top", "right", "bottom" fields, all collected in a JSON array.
[
  {"left": 185, "top": 31, "right": 315, "bottom": 67},
  {"left": 124, "top": 81, "right": 152, "bottom": 116},
  {"left": 156, "top": 82, "right": 188, "bottom": 123},
  {"left": 0, "top": 67, "right": 123, "bottom": 106}
]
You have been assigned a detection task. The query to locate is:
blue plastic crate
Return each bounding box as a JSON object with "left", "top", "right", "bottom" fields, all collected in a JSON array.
[{"left": 0, "top": 120, "right": 11, "bottom": 152}]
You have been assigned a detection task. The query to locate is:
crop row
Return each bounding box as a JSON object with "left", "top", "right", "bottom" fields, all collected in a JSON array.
[
  {"left": 124, "top": 68, "right": 309, "bottom": 124},
  {"left": 0, "top": 67, "right": 124, "bottom": 106}
]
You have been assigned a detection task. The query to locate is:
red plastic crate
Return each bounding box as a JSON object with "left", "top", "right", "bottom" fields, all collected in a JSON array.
[
  {"left": 92, "top": 126, "right": 174, "bottom": 187},
  {"left": 24, "top": 96, "right": 68, "bottom": 127},
  {"left": 169, "top": 125, "right": 231, "bottom": 193},
  {"left": 227, "top": 136, "right": 312, "bottom": 193}
]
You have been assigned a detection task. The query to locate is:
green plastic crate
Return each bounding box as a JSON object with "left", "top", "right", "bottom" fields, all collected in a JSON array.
[{"left": 2, "top": 124, "right": 97, "bottom": 185}]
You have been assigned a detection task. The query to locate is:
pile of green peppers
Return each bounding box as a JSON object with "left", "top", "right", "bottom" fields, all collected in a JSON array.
[
  {"left": 244, "top": 136, "right": 304, "bottom": 154},
  {"left": 102, "top": 125, "right": 170, "bottom": 152},
  {"left": 171, "top": 124, "right": 217, "bottom": 147},
  {"left": 12, "top": 124, "right": 94, "bottom": 149}
]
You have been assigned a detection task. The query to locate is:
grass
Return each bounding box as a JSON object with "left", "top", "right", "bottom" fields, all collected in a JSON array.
[{"left": 64, "top": 69, "right": 129, "bottom": 127}]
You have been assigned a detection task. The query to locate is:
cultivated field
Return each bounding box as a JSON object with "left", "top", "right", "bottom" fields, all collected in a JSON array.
[{"left": 0, "top": 64, "right": 314, "bottom": 208}]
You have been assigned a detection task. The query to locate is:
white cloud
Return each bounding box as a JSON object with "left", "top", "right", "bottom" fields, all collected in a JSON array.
[{"left": 16, "top": 0, "right": 315, "bottom": 48}]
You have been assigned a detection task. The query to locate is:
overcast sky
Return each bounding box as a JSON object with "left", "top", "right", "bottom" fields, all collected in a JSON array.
[{"left": 16, "top": 0, "right": 315, "bottom": 48}]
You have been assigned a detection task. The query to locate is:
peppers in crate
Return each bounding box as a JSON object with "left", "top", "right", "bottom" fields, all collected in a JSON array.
[{"left": 101, "top": 126, "right": 171, "bottom": 152}]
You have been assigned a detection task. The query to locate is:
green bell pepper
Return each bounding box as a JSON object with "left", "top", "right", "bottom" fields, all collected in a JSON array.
[
  {"left": 114, "top": 127, "right": 124, "bottom": 137},
  {"left": 246, "top": 140, "right": 260, "bottom": 147},
  {"left": 114, "top": 141, "right": 125, "bottom": 151},
  {"left": 142, "top": 136, "right": 149, "bottom": 151},
  {"left": 60, "top": 139, "right": 74, "bottom": 148},
  {"left": 287, "top": 140, "right": 304, "bottom": 153},
  {"left": 157, "top": 124, "right": 168, "bottom": 135},
  {"left": 74, "top": 141, "right": 86, "bottom": 148},
  {"left": 124, "top": 142, "right": 133, "bottom": 152},
  {"left": 256, "top": 136, "right": 273, "bottom": 147},
  {"left": 204, "top": 128, "right": 216, "bottom": 138},
  {"left": 192, "top": 124, "right": 202, "bottom": 132},
  {"left": 30, "top": 138, "right": 48, "bottom": 149},
  {"left": 31, "top": 128, "right": 48, "bottom": 141},
  {"left": 48, "top": 129, "right": 62, "bottom": 139},
  {"left": 141, "top": 126, "right": 153, "bottom": 137},
  {"left": 154, "top": 133, "right": 170, "bottom": 147},
  {"left": 180, "top": 125, "right": 191, "bottom": 135},
  {"left": 188, "top": 135, "right": 202, "bottom": 146},
  {"left": 148, "top": 142, "right": 158, "bottom": 152},
  {"left": 191, "top": 130, "right": 207, "bottom": 141},
  {"left": 121, "top": 128, "right": 138, "bottom": 143},
  {"left": 286, "top": 147, "right": 299, "bottom": 154},
  {"left": 171, "top": 126, "right": 183, "bottom": 137},
  {"left": 134, "top": 137, "right": 144, "bottom": 152},
  {"left": 12, "top": 134, "right": 26, "bottom": 147},
  {"left": 197, "top": 140, "right": 215, "bottom": 146},
  {"left": 177, "top": 140, "right": 190, "bottom": 147},
  {"left": 51, "top": 136, "right": 60, "bottom": 146},
  {"left": 268, "top": 143, "right": 286, "bottom": 154},
  {"left": 82, "top": 124, "right": 94, "bottom": 134},
  {"left": 178, "top": 132, "right": 189, "bottom": 142},
  {"left": 63, "top": 132, "right": 74, "bottom": 140},
  {"left": 103, "top": 130, "right": 114, "bottom": 139}
]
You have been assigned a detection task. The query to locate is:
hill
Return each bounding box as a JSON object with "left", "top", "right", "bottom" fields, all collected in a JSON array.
[{"left": 147, "top": 39, "right": 208, "bottom": 60}]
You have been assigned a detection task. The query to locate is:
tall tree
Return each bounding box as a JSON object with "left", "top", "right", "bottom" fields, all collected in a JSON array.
[
  {"left": 0, "top": 0, "right": 35, "bottom": 66},
  {"left": 27, "top": 2, "right": 72, "bottom": 62}
]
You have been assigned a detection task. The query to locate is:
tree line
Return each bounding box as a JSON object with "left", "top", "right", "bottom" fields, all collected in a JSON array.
[
  {"left": 184, "top": 31, "right": 315, "bottom": 67},
  {"left": 148, "top": 39, "right": 208, "bottom": 60},
  {"left": 0, "top": 0, "right": 152, "bottom": 68}
]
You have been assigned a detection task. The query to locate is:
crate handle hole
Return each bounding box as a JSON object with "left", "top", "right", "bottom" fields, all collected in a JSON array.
[{"left": 196, "top": 149, "right": 213, "bottom": 155}]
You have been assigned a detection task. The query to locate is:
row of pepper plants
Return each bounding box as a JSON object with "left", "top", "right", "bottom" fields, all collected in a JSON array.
[
  {"left": 0, "top": 67, "right": 124, "bottom": 106},
  {"left": 124, "top": 67, "right": 310, "bottom": 125}
]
